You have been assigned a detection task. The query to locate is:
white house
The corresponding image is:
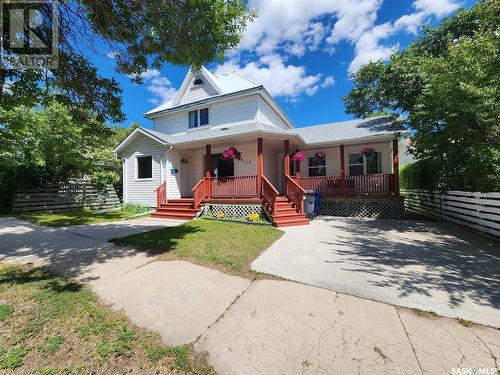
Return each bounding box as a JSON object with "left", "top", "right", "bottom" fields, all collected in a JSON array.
[{"left": 114, "top": 66, "right": 404, "bottom": 227}]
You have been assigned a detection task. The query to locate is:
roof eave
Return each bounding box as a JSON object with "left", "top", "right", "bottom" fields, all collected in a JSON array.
[
  {"left": 144, "top": 86, "right": 264, "bottom": 119},
  {"left": 113, "top": 127, "right": 169, "bottom": 154}
]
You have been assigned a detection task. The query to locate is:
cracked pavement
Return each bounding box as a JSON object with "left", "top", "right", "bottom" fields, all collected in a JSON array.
[{"left": 1, "top": 217, "right": 499, "bottom": 374}]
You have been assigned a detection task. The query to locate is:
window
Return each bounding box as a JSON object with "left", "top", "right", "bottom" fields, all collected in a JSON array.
[
  {"left": 193, "top": 78, "right": 204, "bottom": 86},
  {"left": 366, "top": 152, "right": 382, "bottom": 174},
  {"left": 188, "top": 110, "right": 198, "bottom": 128},
  {"left": 349, "top": 153, "right": 364, "bottom": 176},
  {"left": 137, "top": 156, "right": 152, "bottom": 179},
  {"left": 348, "top": 152, "right": 382, "bottom": 175},
  {"left": 199, "top": 108, "right": 209, "bottom": 126},
  {"left": 308, "top": 156, "right": 326, "bottom": 176},
  {"left": 188, "top": 108, "right": 209, "bottom": 128}
]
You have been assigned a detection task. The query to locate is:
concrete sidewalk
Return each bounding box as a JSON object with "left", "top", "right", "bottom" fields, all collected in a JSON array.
[{"left": 1, "top": 217, "right": 499, "bottom": 375}]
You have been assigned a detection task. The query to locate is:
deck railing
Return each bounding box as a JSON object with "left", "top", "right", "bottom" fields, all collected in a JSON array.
[
  {"left": 191, "top": 178, "right": 207, "bottom": 209},
  {"left": 154, "top": 180, "right": 167, "bottom": 207},
  {"left": 261, "top": 175, "right": 279, "bottom": 214},
  {"left": 285, "top": 175, "right": 305, "bottom": 213},
  {"left": 207, "top": 175, "right": 258, "bottom": 198},
  {"left": 299, "top": 173, "right": 398, "bottom": 196}
]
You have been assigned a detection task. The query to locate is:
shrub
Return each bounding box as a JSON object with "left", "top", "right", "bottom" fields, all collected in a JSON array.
[{"left": 121, "top": 203, "right": 151, "bottom": 214}]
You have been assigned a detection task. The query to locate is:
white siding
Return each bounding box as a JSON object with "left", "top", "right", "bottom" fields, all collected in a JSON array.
[
  {"left": 299, "top": 140, "right": 393, "bottom": 177},
  {"left": 153, "top": 111, "right": 186, "bottom": 135},
  {"left": 263, "top": 146, "right": 280, "bottom": 188},
  {"left": 298, "top": 146, "right": 341, "bottom": 177},
  {"left": 210, "top": 96, "right": 258, "bottom": 126},
  {"left": 120, "top": 134, "right": 166, "bottom": 207},
  {"left": 257, "top": 97, "right": 288, "bottom": 129},
  {"left": 211, "top": 141, "right": 257, "bottom": 176},
  {"left": 179, "top": 82, "right": 218, "bottom": 105},
  {"left": 153, "top": 95, "right": 259, "bottom": 135},
  {"left": 165, "top": 149, "right": 181, "bottom": 199}
]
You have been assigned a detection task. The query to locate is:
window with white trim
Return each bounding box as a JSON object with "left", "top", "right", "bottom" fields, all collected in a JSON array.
[
  {"left": 308, "top": 156, "right": 326, "bottom": 176},
  {"left": 188, "top": 108, "right": 209, "bottom": 128},
  {"left": 348, "top": 152, "right": 382, "bottom": 175},
  {"left": 137, "top": 156, "right": 152, "bottom": 179},
  {"left": 366, "top": 152, "right": 382, "bottom": 174},
  {"left": 348, "top": 153, "right": 364, "bottom": 176}
]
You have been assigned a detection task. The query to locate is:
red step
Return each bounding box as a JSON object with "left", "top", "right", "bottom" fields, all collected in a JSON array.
[
  {"left": 152, "top": 198, "right": 201, "bottom": 220},
  {"left": 273, "top": 216, "right": 310, "bottom": 227}
]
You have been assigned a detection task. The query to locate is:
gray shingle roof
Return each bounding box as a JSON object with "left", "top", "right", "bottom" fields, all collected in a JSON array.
[
  {"left": 141, "top": 122, "right": 291, "bottom": 146},
  {"left": 133, "top": 116, "right": 401, "bottom": 149},
  {"left": 295, "top": 116, "right": 401, "bottom": 144}
]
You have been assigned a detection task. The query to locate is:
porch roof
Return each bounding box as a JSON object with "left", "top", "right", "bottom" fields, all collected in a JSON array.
[{"left": 294, "top": 116, "right": 404, "bottom": 145}]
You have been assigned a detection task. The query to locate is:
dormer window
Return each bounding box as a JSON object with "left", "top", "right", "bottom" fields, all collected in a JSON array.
[{"left": 193, "top": 78, "right": 204, "bottom": 86}]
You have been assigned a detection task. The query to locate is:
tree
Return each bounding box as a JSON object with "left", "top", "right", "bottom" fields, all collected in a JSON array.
[
  {"left": 343, "top": 0, "right": 500, "bottom": 191},
  {"left": 0, "top": 103, "right": 123, "bottom": 212},
  {"left": 0, "top": 0, "right": 254, "bottom": 121}
]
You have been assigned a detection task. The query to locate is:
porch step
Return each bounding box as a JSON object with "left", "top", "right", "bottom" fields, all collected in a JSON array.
[
  {"left": 268, "top": 196, "right": 310, "bottom": 228},
  {"left": 151, "top": 211, "right": 198, "bottom": 220},
  {"left": 272, "top": 216, "right": 310, "bottom": 227},
  {"left": 152, "top": 198, "right": 201, "bottom": 220}
]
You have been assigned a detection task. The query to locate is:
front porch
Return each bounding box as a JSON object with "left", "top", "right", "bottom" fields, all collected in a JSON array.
[{"left": 153, "top": 137, "right": 402, "bottom": 226}]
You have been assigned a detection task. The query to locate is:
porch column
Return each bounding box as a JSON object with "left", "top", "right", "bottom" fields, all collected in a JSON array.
[
  {"left": 257, "top": 138, "right": 263, "bottom": 196},
  {"left": 283, "top": 140, "right": 290, "bottom": 176},
  {"left": 340, "top": 144, "right": 346, "bottom": 196},
  {"left": 205, "top": 144, "right": 211, "bottom": 198},
  {"left": 392, "top": 139, "right": 400, "bottom": 196},
  {"left": 295, "top": 158, "right": 301, "bottom": 178}
]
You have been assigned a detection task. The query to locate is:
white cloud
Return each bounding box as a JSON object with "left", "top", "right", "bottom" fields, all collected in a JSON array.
[
  {"left": 321, "top": 76, "right": 335, "bottom": 88},
  {"left": 106, "top": 51, "right": 118, "bottom": 59},
  {"left": 128, "top": 69, "right": 178, "bottom": 105},
  {"left": 221, "top": 0, "right": 461, "bottom": 95},
  {"left": 342, "top": 0, "right": 461, "bottom": 74},
  {"left": 413, "top": 0, "right": 461, "bottom": 17},
  {"left": 215, "top": 55, "right": 321, "bottom": 100},
  {"left": 348, "top": 22, "right": 399, "bottom": 74}
]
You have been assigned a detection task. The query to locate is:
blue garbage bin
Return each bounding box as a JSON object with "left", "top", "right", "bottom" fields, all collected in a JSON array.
[{"left": 314, "top": 192, "right": 322, "bottom": 215}]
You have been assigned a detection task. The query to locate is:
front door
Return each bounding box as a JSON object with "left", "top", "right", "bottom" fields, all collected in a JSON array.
[{"left": 211, "top": 153, "right": 234, "bottom": 177}]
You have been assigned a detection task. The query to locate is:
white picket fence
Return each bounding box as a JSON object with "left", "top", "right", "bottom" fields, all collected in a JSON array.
[{"left": 402, "top": 189, "right": 500, "bottom": 238}]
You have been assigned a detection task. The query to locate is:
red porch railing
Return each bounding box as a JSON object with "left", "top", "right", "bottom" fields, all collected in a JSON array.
[
  {"left": 208, "top": 175, "right": 258, "bottom": 198},
  {"left": 154, "top": 180, "right": 167, "bottom": 207},
  {"left": 285, "top": 175, "right": 305, "bottom": 213},
  {"left": 261, "top": 175, "right": 279, "bottom": 214},
  {"left": 299, "top": 173, "right": 398, "bottom": 196},
  {"left": 191, "top": 178, "right": 207, "bottom": 209}
]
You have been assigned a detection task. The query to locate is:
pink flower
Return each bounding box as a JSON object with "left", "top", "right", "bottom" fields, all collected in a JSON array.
[
  {"left": 360, "top": 146, "right": 376, "bottom": 155},
  {"left": 292, "top": 151, "right": 305, "bottom": 161}
]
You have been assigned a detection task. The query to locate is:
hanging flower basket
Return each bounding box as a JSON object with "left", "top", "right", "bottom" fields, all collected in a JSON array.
[
  {"left": 360, "top": 146, "right": 376, "bottom": 156},
  {"left": 314, "top": 150, "right": 325, "bottom": 159},
  {"left": 222, "top": 146, "right": 242, "bottom": 161},
  {"left": 292, "top": 151, "right": 305, "bottom": 161}
]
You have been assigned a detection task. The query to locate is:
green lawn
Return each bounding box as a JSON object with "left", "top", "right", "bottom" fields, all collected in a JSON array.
[
  {"left": 18, "top": 209, "right": 150, "bottom": 227},
  {"left": 110, "top": 219, "right": 283, "bottom": 278},
  {"left": 0, "top": 264, "right": 213, "bottom": 374}
]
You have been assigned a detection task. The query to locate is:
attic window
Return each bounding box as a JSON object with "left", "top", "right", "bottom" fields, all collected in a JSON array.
[{"left": 193, "top": 78, "right": 204, "bottom": 86}]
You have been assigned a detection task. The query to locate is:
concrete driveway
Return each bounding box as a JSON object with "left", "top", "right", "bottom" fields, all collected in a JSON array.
[{"left": 252, "top": 217, "right": 500, "bottom": 328}]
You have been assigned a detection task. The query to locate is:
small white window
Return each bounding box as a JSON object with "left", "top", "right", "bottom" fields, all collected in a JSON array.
[
  {"left": 348, "top": 152, "right": 382, "bottom": 175},
  {"left": 193, "top": 78, "right": 204, "bottom": 86},
  {"left": 188, "top": 108, "right": 209, "bottom": 128},
  {"left": 308, "top": 155, "right": 326, "bottom": 176},
  {"left": 137, "top": 156, "right": 152, "bottom": 179},
  {"left": 349, "top": 154, "right": 364, "bottom": 176}
]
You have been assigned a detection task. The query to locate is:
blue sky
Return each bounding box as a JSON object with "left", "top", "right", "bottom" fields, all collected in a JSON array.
[{"left": 90, "top": 0, "right": 475, "bottom": 129}]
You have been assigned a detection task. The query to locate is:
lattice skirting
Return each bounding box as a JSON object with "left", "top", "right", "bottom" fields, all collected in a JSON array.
[
  {"left": 318, "top": 199, "right": 404, "bottom": 219},
  {"left": 202, "top": 204, "right": 270, "bottom": 222}
]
